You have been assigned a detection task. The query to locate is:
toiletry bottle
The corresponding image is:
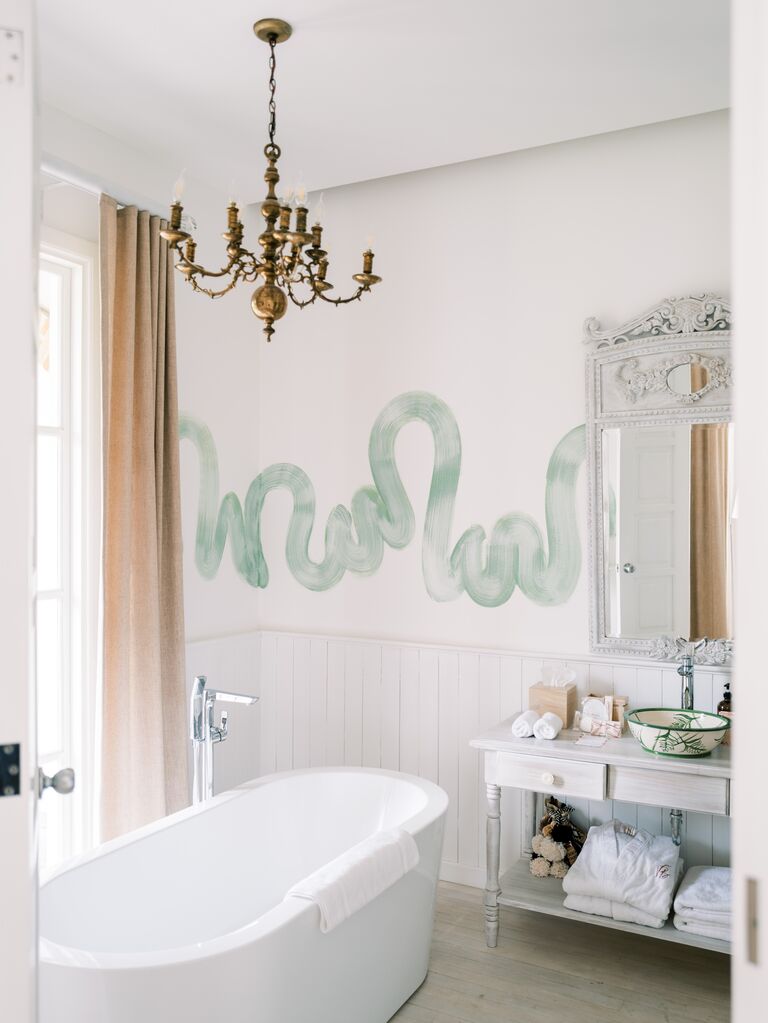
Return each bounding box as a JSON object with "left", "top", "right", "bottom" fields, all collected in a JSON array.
[{"left": 717, "top": 683, "right": 732, "bottom": 745}]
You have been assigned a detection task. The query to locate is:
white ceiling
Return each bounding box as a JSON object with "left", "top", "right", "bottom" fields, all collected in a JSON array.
[{"left": 38, "top": 0, "right": 729, "bottom": 197}]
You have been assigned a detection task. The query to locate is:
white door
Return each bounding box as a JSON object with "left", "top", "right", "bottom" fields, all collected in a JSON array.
[
  {"left": 0, "top": 2, "right": 38, "bottom": 1020},
  {"left": 617, "top": 425, "right": 691, "bottom": 638},
  {"left": 733, "top": 0, "right": 768, "bottom": 1010}
]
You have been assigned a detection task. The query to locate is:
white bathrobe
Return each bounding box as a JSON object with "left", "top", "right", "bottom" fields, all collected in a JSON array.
[{"left": 562, "top": 820, "right": 680, "bottom": 925}]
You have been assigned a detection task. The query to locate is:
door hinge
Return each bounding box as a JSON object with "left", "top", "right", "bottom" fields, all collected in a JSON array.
[
  {"left": 0, "top": 743, "right": 21, "bottom": 796},
  {"left": 0, "top": 29, "right": 23, "bottom": 87},
  {"left": 747, "top": 877, "right": 760, "bottom": 965}
]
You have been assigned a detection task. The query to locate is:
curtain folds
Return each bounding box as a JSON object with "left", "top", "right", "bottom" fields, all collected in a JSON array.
[
  {"left": 689, "top": 422, "right": 730, "bottom": 641},
  {"left": 99, "top": 195, "right": 188, "bottom": 840}
]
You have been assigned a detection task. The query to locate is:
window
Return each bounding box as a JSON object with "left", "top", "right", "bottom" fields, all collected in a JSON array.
[{"left": 37, "top": 230, "right": 100, "bottom": 874}]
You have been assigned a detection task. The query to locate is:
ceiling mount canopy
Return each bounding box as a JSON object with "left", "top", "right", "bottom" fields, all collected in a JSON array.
[
  {"left": 159, "top": 16, "right": 382, "bottom": 341},
  {"left": 253, "top": 17, "right": 292, "bottom": 44}
]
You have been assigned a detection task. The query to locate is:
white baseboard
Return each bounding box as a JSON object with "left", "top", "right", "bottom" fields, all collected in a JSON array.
[{"left": 439, "top": 861, "right": 485, "bottom": 888}]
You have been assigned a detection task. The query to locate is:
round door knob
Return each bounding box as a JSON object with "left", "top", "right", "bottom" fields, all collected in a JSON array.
[
  {"left": 623, "top": 563, "right": 636, "bottom": 574},
  {"left": 542, "top": 772, "right": 555, "bottom": 786},
  {"left": 38, "top": 767, "right": 75, "bottom": 798}
]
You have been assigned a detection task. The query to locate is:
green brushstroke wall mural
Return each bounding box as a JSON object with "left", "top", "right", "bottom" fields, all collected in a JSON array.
[{"left": 180, "top": 391, "right": 586, "bottom": 607}]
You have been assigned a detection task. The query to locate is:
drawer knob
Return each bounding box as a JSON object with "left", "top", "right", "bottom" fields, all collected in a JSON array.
[{"left": 542, "top": 772, "right": 556, "bottom": 786}]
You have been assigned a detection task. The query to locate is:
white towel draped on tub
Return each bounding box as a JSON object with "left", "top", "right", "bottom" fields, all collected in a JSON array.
[
  {"left": 286, "top": 828, "right": 419, "bottom": 933},
  {"left": 562, "top": 820, "right": 681, "bottom": 924}
]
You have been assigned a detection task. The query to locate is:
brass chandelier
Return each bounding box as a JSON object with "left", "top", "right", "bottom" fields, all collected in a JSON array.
[{"left": 159, "top": 17, "right": 382, "bottom": 341}]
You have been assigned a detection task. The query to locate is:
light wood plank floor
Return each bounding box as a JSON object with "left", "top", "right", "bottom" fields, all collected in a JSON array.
[{"left": 392, "top": 882, "right": 730, "bottom": 1023}]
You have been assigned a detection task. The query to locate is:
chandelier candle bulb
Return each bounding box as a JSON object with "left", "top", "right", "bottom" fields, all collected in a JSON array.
[{"left": 172, "top": 169, "right": 186, "bottom": 202}]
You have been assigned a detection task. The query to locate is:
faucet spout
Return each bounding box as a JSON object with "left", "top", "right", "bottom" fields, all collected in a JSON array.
[{"left": 677, "top": 655, "right": 695, "bottom": 710}]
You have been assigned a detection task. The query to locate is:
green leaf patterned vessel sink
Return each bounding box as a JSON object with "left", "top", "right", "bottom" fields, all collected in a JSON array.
[{"left": 626, "top": 708, "right": 730, "bottom": 757}]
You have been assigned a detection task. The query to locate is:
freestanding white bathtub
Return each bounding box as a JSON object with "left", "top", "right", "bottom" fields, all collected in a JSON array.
[{"left": 39, "top": 767, "right": 448, "bottom": 1023}]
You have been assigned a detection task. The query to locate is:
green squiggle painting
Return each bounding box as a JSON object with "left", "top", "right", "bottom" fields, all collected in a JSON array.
[{"left": 179, "top": 391, "right": 586, "bottom": 607}]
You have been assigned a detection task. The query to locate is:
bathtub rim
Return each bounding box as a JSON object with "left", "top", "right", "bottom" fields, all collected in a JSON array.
[{"left": 39, "top": 766, "right": 448, "bottom": 971}]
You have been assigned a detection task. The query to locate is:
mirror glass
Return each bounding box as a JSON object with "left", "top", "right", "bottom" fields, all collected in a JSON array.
[{"left": 601, "top": 422, "right": 735, "bottom": 642}]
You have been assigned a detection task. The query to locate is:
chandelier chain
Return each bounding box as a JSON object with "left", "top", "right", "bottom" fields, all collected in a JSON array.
[{"left": 268, "top": 35, "right": 277, "bottom": 147}]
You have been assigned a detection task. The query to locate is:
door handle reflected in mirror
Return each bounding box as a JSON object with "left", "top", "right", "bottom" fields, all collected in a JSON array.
[
  {"left": 38, "top": 766, "right": 75, "bottom": 798},
  {"left": 622, "top": 563, "right": 636, "bottom": 574}
]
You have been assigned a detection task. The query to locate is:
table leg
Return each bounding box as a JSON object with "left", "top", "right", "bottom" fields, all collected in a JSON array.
[
  {"left": 523, "top": 790, "right": 538, "bottom": 855},
  {"left": 484, "top": 782, "right": 502, "bottom": 948}
]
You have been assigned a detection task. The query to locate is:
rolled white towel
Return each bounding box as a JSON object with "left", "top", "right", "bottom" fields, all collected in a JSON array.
[
  {"left": 533, "top": 712, "right": 563, "bottom": 740},
  {"left": 511, "top": 710, "right": 540, "bottom": 738}
]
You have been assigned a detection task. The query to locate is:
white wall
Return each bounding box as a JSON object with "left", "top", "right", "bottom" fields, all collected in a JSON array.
[
  {"left": 180, "top": 110, "right": 729, "bottom": 653},
  {"left": 187, "top": 629, "right": 731, "bottom": 886}
]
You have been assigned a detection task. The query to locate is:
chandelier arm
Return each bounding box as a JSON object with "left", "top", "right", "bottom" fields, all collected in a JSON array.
[
  {"left": 302, "top": 263, "right": 368, "bottom": 305},
  {"left": 285, "top": 280, "right": 319, "bottom": 308},
  {"left": 174, "top": 248, "right": 250, "bottom": 280},
  {"left": 188, "top": 265, "right": 245, "bottom": 299},
  {"left": 314, "top": 287, "right": 368, "bottom": 306}
]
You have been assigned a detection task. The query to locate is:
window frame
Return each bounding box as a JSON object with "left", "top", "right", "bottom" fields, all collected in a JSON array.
[{"left": 38, "top": 226, "right": 101, "bottom": 867}]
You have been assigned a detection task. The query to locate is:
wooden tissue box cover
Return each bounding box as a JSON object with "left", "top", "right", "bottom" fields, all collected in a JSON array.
[{"left": 528, "top": 682, "right": 577, "bottom": 728}]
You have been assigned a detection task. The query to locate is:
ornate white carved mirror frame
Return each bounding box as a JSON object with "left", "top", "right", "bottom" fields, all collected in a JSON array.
[{"left": 584, "top": 294, "right": 733, "bottom": 665}]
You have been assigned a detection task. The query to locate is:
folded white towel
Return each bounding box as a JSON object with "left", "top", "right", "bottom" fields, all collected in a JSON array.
[
  {"left": 533, "top": 712, "right": 563, "bottom": 740},
  {"left": 674, "top": 866, "right": 731, "bottom": 925},
  {"left": 562, "top": 820, "right": 680, "bottom": 923},
  {"left": 286, "top": 828, "right": 419, "bottom": 933},
  {"left": 511, "top": 710, "right": 540, "bottom": 738},
  {"left": 564, "top": 893, "right": 666, "bottom": 929},
  {"left": 673, "top": 914, "right": 730, "bottom": 941}
]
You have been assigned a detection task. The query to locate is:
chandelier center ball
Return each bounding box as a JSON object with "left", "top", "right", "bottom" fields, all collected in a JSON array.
[
  {"left": 253, "top": 19, "right": 293, "bottom": 43},
  {"left": 251, "top": 283, "right": 289, "bottom": 322}
]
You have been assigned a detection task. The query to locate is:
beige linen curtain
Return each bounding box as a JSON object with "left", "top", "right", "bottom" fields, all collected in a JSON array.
[
  {"left": 689, "top": 422, "right": 730, "bottom": 640},
  {"left": 100, "top": 196, "right": 188, "bottom": 840}
]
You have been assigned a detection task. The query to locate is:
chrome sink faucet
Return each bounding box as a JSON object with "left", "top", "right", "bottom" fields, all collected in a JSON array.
[
  {"left": 190, "top": 675, "right": 258, "bottom": 805},
  {"left": 677, "top": 654, "right": 695, "bottom": 710}
]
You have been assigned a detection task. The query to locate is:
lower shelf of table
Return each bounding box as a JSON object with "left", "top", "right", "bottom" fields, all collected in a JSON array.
[{"left": 498, "top": 859, "right": 731, "bottom": 955}]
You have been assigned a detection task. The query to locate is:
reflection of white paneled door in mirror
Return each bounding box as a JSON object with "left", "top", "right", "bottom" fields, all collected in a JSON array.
[{"left": 616, "top": 426, "right": 690, "bottom": 638}]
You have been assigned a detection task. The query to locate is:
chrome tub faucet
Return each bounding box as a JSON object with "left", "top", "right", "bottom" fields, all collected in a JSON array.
[{"left": 190, "top": 674, "right": 258, "bottom": 804}]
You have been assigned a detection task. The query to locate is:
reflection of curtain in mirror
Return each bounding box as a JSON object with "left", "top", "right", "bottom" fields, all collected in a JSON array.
[{"left": 690, "top": 406, "right": 730, "bottom": 639}]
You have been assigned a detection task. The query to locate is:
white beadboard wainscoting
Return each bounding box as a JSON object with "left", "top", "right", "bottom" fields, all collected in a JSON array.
[{"left": 185, "top": 630, "right": 732, "bottom": 887}]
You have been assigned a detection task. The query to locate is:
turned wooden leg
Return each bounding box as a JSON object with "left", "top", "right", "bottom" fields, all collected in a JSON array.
[
  {"left": 485, "top": 782, "right": 502, "bottom": 948},
  {"left": 523, "top": 790, "right": 537, "bottom": 856}
]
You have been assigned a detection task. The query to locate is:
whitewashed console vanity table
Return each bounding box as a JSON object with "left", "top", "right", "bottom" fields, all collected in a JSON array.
[
  {"left": 471, "top": 295, "right": 734, "bottom": 957},
  {"left": 471, "top": 718, "right": 731, "bottom": 954}
]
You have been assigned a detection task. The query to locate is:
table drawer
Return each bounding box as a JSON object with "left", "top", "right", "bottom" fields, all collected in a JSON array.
[
  {"left": 488, "top": 751, "right": 606, "bottom": 801},
  {"left": 607, "top": 766, "right": 729, "bottom": 815}
]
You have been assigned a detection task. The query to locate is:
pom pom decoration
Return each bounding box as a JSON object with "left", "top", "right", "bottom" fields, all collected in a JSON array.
[
  {"left": 530, "top": 856, "right": 552, "bottom": 878},
  {"left": 529, "top": 797, "right": 587, "bottom": 879}
]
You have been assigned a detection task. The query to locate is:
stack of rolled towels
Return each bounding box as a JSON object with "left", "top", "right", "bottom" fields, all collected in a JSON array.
[
  {"left": 562, "top": 820, "right": 681, "bottom": 928},
  {"left": 673, "top": 865, "right": 731, "bottom": 941},
  {"left": 511, "top": 710, "right": 563, "bottom": 740}
]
